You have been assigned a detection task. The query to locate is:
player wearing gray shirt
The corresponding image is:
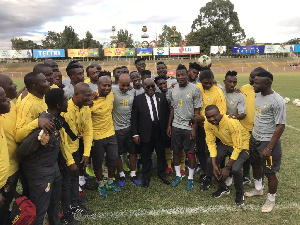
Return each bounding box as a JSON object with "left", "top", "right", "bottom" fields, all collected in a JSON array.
[
  {"left": 167, "top": 64, "right": 202, "bottom": 191},
  {"left": 222, "top": 71, "right": 246, "bottom": 120},
  {"left": 168, "top": 82, "right": 202, "bottom": 130},
  {"left": 252, "top": 91, "right": 286, "bottom": 141},
  {"left": 87, "top": 82, "right": 98, "bottom": 92},
  {"left": 245, "top": 70, "right": 286, "bottom": 213},
  {"left": 112, "top": 74, "right": 141, "bottom": 187}
]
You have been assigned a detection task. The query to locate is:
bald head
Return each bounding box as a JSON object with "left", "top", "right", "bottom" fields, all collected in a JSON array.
[
  {"left": 74, "top": 82, "right": 90, "bottom": 94},
  {"left": 44, "top": 59, "right": 59, "bottom": 72},
  {"left": 118, "top": 74, "right": 131, "bottom": 93},
  {"left": 0, "top": 87, "right": 11, "bottom": 114},
  {"left": 73, "top": 82, "right": 92, "bottom": 108},
  {"left": 143, "top": 78, "right": 154, "bottom": 86},
  {"left": 98, "top": 76, "right": 112, "bottom": 97},
  {"left": 0, "top": 74, "right": 17, "bottom": 99}
]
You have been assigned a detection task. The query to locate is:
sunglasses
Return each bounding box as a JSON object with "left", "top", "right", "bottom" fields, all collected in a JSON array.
[{"left": 146, "top": 84, "right": 155, "bottom": 90}]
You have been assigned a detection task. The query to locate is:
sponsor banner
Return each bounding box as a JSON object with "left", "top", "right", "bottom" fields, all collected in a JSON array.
[
  {"left": 232, "top": 46, "right": 264, "bottom": 54},
  {"left": 104, "top": 48, "right": 135, "bottom": 57},
  {"left": 33, "top": 49, "right": 65, "bottom": 58},
  {"left": 0, "top": 49, "right": 32, "bottom": 59},
  {"left": 170, "top": 46, "right": 200, "bottom": 55},
  {"left": 210, "top": 46, "right": 226, "bottom": 55},
  {"left": 67, "top": 48, "right": 99, "bottom": 57},
  {"left": 264, "top": 45, "right": 294, "bottom": 53},
  {"left": 124, "top": 48, "right": 135, "bottom": 56},
  {"left": 153, "top": 47, "right": 169, "bottom": 56},
  {"left": 295, "top": 45, "right": 300, "bottom": 53},
  {"left": 136, "top": 48, "right": 152, "bottom": 56}
]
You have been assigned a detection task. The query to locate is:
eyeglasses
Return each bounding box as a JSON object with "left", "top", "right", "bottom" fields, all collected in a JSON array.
[{"left": 146, "top": 84, "right": 155, "bottom": 90}]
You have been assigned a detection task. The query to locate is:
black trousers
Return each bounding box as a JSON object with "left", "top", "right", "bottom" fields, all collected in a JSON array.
[
  {"left": 196, "top": 126, "right": 208, "bottom": 173},
  {"left": 61, "top": 149, "right": 81, "bottom": 215},
  {"left": 206, "top": 142, "right": 250, "bottom": 194},
  {"left": 140, "top": 122, "right": 167, "bottom": 182}
]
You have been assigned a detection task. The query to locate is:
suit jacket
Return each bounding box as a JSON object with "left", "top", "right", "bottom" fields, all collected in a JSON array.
[{"left": 131, "top": 92, "right": 169, "bottom": 143}]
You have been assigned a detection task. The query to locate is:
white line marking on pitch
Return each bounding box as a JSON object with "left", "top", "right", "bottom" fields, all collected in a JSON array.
[
  {"left": 75, "top": 203, "right": 300, "bottom": 221},
  {"left": 286, "top": 124, "right": 300, "bottom": 132}
]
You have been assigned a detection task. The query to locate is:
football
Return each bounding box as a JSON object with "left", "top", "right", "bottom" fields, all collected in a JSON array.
[{"left": 198, "top": 55, "right": 212, "bottom": 67}]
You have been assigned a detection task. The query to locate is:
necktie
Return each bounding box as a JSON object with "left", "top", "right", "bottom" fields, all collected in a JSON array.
[{"left": 150, "top": 96, "right": 158, "bottom": 124}]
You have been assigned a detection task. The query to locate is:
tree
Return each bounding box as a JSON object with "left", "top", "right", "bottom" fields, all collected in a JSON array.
[
  {"left": 112, "top": 29, "right": 134, "bottom": 48},
  {"left": 186, "top": 0, "right": 246, "bottom": 54},
  {"left": 157, "top": 25, "right": 183, "bottom": 47},
  {"left": 58, "top": 26, "right": 80, "bottom": 49},
  {"left": 11, "top": 38, "right": 41, "bottom": 49},
  {"left": 245, "top": 37, "right": 256, "bottom": 45},
  {"left": 42, "top": 31, "right": 61, "bottom": 49},
  {"left": 285, "top": 38, "right": 300, "bottom": 44},
  {"left": 81, "top": 31, "right": 101, "bottom": 48}
]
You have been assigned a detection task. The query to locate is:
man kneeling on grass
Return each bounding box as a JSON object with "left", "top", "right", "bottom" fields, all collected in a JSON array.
[{"left": 204, "top": 105, "right": 250, "bottom": 205}]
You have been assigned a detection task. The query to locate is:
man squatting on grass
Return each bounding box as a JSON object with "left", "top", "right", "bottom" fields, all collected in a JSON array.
[{"left": 0, "top": 59, "right": 286, "bottom": 224}]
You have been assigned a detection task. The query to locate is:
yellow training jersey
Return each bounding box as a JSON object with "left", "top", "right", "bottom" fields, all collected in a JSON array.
[
  {"left": 15, "top": 93, "right": 47, "bottom": 143},
  {"left": 60, "top": 99, "right": 93, "bottom": 166},
  {"left": 84, "top": 78, "right": 90, "bottom": 84},
  {"left": 0, "top": 102, "right": 18, "bottom": 176},
  {"left": 90, "top": 91, "right": 115, "bottom": 140},
  {"left": 196, "top": 83, "right": 227, "bottom": 118},
  {"left": 240, "top": 84, "right": 255, "bottom": 132},
  {"left": 0, "top": 123, "right": 9, "bottom": 189},
  {"left": 204, "top": 115, "right": 250, "bottom": 160}
]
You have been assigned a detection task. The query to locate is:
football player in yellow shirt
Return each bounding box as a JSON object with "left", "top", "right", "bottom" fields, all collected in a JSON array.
[
  {"left": 204, "top": 105, "right": 250, "bottom": 205},
  {"left": 0, "top": 87, "right": 11, "bottom": 224},
  {"left": 0, "top": 74, "right": 19, "bottom": 214},
  {"left": 90, "top": 76, "right": 121, "bottom": 197}
]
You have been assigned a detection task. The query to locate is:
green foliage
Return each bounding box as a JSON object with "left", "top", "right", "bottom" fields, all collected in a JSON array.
[
  {"left": 41, "top": 31, "right": 61, "bottom": 49},
  {"left": 285, "top": 38, "right": 300, "bottom": 44},
  {"left": 112, "top": 29, "right": 134, "bottom": 48},
  {"left": 10, "top": 38, "right": 41, "bottom": 50},
  {"left": 80, "top": 31, "right": 101, "bottom": 49},
  {"left": 157, "top": 25, "right": 183, "bottom": 47},
  {"left": 58, "top": 26, "right": 80, "bottom": 49},
  {"left": 245, "top": 37, "right": 256, "bottom": 45},
  {"left": 186, "top": 0, "right": 246, "bottom": 54}
]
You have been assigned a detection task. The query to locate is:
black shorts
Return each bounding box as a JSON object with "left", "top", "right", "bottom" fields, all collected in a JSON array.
[
  {"left": 115, "top": 127, "right": 136, "bottom": 155},
  {"left": 90, "top": 135, "right": 119, "bottom": 170},
  {"left": 249, "top": 135, "right": 282, "bottom": 173},
  {"left": 171, "top": 126, "right": 196, "bottom": 154}
]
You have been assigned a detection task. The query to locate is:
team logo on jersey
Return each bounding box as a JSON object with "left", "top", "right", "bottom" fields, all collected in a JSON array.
[
  {"left": 207, "top": 97, "right": 211, "bottom": 101},
  {"left": 45, "top": 183, "right": 51, "bottom": 192},
  {"left": 230, "top": 99, "right": 236, "bottom": 105},
  {"left": 186, "top": 93, "right": 191, "bottom": 98},
  {"left": 225, "top": 130, "right": 228, "bottom": 134},
  {"left": 129, "top": 94, "right": 133, "bottom": 99},
  {"left": 173, "top": 93, "right": 177, "bottom": 96},
  {"left": 263, "top": 103, "right": 268, "bottom": 109}
]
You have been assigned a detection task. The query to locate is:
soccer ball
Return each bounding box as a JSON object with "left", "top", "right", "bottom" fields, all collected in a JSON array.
[{"left": 198, "top": 55, "right": 212, "bottom": 67}]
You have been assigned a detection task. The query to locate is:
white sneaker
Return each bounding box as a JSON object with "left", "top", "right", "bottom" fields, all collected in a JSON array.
[
  {"left": 244, "top": 188, "right": 263, "bottom": 197},
  {"left": 261, "top": 199, "right": 275, "bottom": 212},
  {"left": 225, "top": 176, "right": 233, "bottom": 187}
]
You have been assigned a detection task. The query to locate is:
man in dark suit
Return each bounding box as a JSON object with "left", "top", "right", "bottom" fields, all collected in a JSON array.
[{"left": 131, "top": 78, "right": 170, "bottom": 188}]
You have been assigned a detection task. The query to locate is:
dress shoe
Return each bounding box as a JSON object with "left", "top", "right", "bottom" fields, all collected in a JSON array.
[
  {"left": 143, "top": 180, "right": 150, "bottom": 188},
  {"left": 159, "top": 177, "right": 170, "bottom": 185}
]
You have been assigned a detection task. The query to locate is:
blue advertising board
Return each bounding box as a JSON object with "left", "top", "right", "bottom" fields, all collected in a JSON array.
[
  {"left": 295, "top": 45, "right": 300, "bottom": 53},
  {"left": 33, "top": 49, "right": 65, "bottom": 58},
  {"left": 136, "top": 48, "right": 152, "bottom": 56},
  {"left": 232, "top": 46, "right": 265, "bottom": 54}
]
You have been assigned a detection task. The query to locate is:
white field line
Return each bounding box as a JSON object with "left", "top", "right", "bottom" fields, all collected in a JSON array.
[
  {"left": 286, "top": 124, "right": 300, "bottom": 132},
  {"left": 75, "top": 203, "right": 300, "bottom": 221}
]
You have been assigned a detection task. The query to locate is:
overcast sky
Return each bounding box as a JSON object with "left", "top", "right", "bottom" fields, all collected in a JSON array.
[{"left": 0, "top": 0, "right": 299, "bottom": 49}]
